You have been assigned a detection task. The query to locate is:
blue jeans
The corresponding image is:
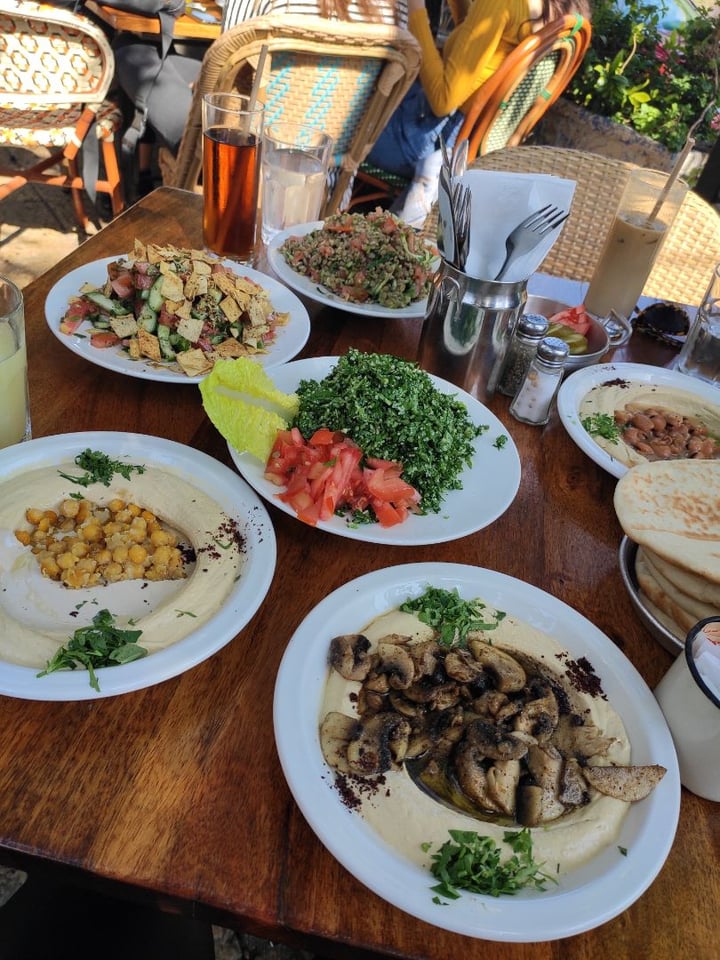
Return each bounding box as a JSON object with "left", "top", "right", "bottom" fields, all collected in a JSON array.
[{"left": 367, "top": 79, "right": 463, "bottom": 178}]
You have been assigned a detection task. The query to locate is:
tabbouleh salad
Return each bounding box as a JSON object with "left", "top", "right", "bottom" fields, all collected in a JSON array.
[{"left": 279, "top": 209, "right": 437, "bottom": 309}]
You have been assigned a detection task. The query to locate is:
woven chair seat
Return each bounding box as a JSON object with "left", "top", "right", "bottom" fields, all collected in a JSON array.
[
  {"left": 0, "top": 0, "right": 125, "bottom": 231},
  {"left": 163, "top": 14, "right": 421, "bottom": 216},
  {"left": 0, "top": 100, "right": 123, "bottom": 149}
]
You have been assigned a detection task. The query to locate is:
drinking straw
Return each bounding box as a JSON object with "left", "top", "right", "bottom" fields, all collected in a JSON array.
[
  {"left": 645, "top": 101, "right": 715, "bottom": 226},
  {"left": 216, "top": 44, "right": 269, "bottom": 254}
]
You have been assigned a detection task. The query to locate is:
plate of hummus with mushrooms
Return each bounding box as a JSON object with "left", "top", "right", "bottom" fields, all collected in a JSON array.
[
  {"left": 557, "top": 362, "right": 720, "bottom": 478},
  {"left": 273, "top": 562, "right": 679, "bottom": 941},
  {"left": 0, "top": 431, "right": 276, "bottom": 700}
]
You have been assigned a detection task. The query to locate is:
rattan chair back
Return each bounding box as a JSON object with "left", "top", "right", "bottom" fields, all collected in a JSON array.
[
  {"left": 0, "top": 0, "right": 125, "bottom": 231},
  {"left": 455, "top": 14, "right": 592, "bottom": 163},
  {"left": 162, "top": 15, "right": 421, "bottom": 215},
  {"left": 468, "top": 145, "right": 720, "bottom": 306}
]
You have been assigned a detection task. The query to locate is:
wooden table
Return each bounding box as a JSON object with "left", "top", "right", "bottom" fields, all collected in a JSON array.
[
  {"left": 7, "top": 187, "right": 718, "bottom": 960},
  {"left": 86, "top": 0, "right": 222, "bottom": 40}
]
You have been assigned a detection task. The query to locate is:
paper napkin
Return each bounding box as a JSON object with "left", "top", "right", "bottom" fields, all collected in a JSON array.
[{"left": 459, "top": 170, "right": 576, "bottom": 283}]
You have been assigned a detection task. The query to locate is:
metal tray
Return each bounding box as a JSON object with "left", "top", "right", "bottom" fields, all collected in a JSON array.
[{"left": 618, "top": 536, "right": 685, "bottom": 655}]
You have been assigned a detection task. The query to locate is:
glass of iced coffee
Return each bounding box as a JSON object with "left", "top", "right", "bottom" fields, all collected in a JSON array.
[
  {"left": 584, "top": 168, "right": 687, "bottom": 323},
  {"left": 202, "top": 93, "right": 265, "bottom": 262}
]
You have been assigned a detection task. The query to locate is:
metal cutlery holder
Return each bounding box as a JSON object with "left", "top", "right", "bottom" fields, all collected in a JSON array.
[{"left": 418, "top": 259, "right": 527, "bottom": 402}]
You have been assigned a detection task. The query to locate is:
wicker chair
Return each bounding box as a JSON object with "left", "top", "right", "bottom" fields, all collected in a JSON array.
[
  {"left": 351, "top": 13, "right": 591, "bottom": 210},
  {"left": 0, "top": 0, "right": 125, "bottom": 232},
  {"left": 160, "top": 15, "right": 421, "bottom": 216},
  {"left": 466, "top": 145, "right": 720, "bottom": 306}
]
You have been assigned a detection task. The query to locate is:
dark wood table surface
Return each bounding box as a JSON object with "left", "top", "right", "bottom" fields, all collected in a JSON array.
[
  {"left": 86, "top": 0, "right": 222, "bottom": 40},
  {"left": 6, "top": 186, "right": 718, "bottom": 959}
]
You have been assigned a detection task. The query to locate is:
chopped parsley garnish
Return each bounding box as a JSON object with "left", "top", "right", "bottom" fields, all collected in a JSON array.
[
  {"left": 37, "top": 609, "right": 147, "bottom": 691},
  {"left": 292, "top": 350, "right": 483, "bottom": 514},
  {"left": 400, "top": 586, "right": 505, "bottom": 647},
  {"left": 493, "top": 434, "right": 508, "bottom": 449},
  {"left": 426, "top": 828, "right": 556, "bottom": 900},
  {"left": 581, "top": 413, "right": 620, "bottom": 444},
  {"left": 58, "top": 448, "right": 146, "bottom": 487}
]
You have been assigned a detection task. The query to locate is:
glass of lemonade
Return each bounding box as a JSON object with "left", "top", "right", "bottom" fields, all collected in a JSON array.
[
  {"left": 0, "top": 275, "right": 30, "bottom": 449},
  {"left": 260, "top": 122, "right": 334, "bottom": 246},
  {"left": 202, "top": 93, "right": 265, "bottom": 262},
  {"left": 584, "top": 168, "right": 688, "bottom": 322}
]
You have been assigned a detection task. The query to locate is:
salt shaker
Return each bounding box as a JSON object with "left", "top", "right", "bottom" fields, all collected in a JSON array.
[
  {"left": 509, "top": 336, "right": 569, "bottom": 425},
  {"left": 496, "top": 313, "right": 550, "bottom": 397}
]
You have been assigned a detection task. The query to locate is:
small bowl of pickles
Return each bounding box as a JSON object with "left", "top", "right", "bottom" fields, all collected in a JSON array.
[{"left": 523, "top": 296, "right": 633, "bottom": 371}]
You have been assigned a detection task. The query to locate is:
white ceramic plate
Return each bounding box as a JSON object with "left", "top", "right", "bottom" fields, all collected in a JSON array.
[
  {"left": 557, "top": 361, "right": 720, "bottom": 478},
  {"left": 0, "top": 432, "right": 276, "bottom": 700},
  {"left": 266, "top": 221, "right": 434, "bottom": 319},
  {"left": 273, "top": 562, "right": 680, "bottom": 942},
  {"left": 228, "top": 356, "right": 520, "bottom": 545},
  {"left": 45, "top": 255, "right": 311, "bottom": 383}
]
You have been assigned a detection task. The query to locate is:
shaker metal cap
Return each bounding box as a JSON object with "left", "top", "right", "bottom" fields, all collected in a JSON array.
[
  {"left": 537, "top": 336, "right": 570, "bottom": 365},
  {"left": 517, "top": 313, "right": 550, "bottom": 340}
]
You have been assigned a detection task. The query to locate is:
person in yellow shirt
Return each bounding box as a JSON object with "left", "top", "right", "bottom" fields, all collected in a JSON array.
[{"left": 368, "top": 0, "right": 592, "bottom": 226}]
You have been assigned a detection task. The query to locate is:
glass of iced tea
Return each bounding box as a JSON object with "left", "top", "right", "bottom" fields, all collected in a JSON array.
[
  {"left": 260, "top": 122, "right": 334, "bottom": 245},
  {"left": 584, "top": 168, "right": 687, "bottom": 322},
  {"left": 202, "top": 93, "right": 265, "bottom": 262}
]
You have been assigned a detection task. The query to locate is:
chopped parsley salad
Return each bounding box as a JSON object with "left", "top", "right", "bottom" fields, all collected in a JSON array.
[
  {"left": 200, "top": 353, "right": 511, "bottom": 530},
  {"left": 278, "top": 209, "right": 437, "bottom": 309},
  {"left": 59, "top": 240, "right": 289, "bottom": 377}
]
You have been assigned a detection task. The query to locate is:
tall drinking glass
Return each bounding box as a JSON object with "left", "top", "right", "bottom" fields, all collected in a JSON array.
[
  {"left": 0, "top": 275, "right": 31, "bottom": 448},
  {"left": 260, "top": 122, "right": 333, "bottom": 245},
  {"left": 202, "top": 93, "right": 265, "bottom": 262},
  {"left": 584, "top": 168, "right": 687, "bottom": 322},
  {"left": 677, "top": 263, "right": 720, "bottom": 383}
]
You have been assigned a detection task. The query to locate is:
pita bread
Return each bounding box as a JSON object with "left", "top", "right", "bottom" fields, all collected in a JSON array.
[
  {"left": 643, "top": 546, "right": 720, "bottom": 606},
  {"left": 637, "top": 588, "right": 686, "bottom": 643},
  {"left": 636, "top": 548, "right": 718, "bottom": 634},
  {"left": 614, "top": 460, "right": 720, "bottom": 583}
]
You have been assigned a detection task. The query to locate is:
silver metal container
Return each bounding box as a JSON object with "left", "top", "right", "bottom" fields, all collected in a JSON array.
[{"left": 418, "top": 258, "right": 527, "bottom": 402}]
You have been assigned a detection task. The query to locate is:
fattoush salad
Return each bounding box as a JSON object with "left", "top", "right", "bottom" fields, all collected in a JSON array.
[{"left": 59, "top": 241, "right": 289, "bottom": 377}]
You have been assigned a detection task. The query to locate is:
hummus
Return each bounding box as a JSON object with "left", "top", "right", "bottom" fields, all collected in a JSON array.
[
  {"left": 0, "top": 461, "right": 245, "bottom": 668},
  {"left": 579, "top": 379, "right": 720, "bottom": 468},
  {"left": 321, "top": 607, "right": 632, "bottom": 877}
]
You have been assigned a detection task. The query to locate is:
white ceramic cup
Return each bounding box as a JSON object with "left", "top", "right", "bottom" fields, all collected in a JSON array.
[{"left": 654, "top": 617, "right": 720, "bottom": 801}]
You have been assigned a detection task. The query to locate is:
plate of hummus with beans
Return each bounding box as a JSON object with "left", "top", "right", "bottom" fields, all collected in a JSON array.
[
  {"left": 0, "top": 431, "right": 276, "bottom": 700},
  {"left": 273, "top": 562, "right": 679, "bottom": 941},
  {"left": 557, "top": 362, "right": 720, "bottom": 478}
]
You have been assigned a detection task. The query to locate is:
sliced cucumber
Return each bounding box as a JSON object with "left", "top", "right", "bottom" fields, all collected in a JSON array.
[
  {"left": 137, "top": 304, "right": 158, "bottom": 333},
  {"left": 157, "top": 324, "right": 176, "bottom": 361},
  {"left": 147, "top": 275, "right": 165, "bottom": 312},
  {"left": 85, "top": 291, "right": 129, "bottom": 317}
]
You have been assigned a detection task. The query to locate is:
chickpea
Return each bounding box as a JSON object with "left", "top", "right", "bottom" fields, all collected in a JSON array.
[
  {"left": 108, "top": 498, "right": 126, "bottom": 513},
  {"left": 70, "top": 541, "right": 90, "bottom": 558},
  {"left": 152, "top": 545, "right": 173, "bottom": 566},
  {"left": 112, "top": 545, "right": 129, "bottom": 564},
  {"left": 57, "top": 552, "right": 78, "bottom": 570},
  {"left": 14, "top": 530, "right": 31, "bottom": 546},
  {"left": 128, "top": 544, "right": 148, "bottom": 565},
  {"left": 123, "top": 561, "right": 145, "bottom": 580},
  {"left": 40, "top": 556, "right": 60, "bottom": 578},
  {"left": 80, "top": 522, "right": 103, "bottom": 542},
  {"left": 150, "top": 529, "right": 172, "bottom": 547}
]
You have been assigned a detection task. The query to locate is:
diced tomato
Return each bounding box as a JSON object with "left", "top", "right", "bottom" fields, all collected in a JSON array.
[
  {"left": 549, "top": 304, "right": 592, "bottom": 336},
  {"left": 264, "top": 428, "right": 420, "bottom": 527},
  {"left": 59, "top": 317, "right": 84, "bottom": 335},
  {"left": 110, "top": 269, "right": 135, "bottom": 299},
  {"left": 90, "top": 331, "right": 121, "bottom": 348}
]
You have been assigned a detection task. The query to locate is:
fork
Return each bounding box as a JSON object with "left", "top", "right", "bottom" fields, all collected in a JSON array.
[{"left": 493, "top": 204, "right": 569, "bottom": 281}]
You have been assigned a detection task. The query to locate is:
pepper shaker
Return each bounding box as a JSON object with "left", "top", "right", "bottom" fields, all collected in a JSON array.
[
  {"left": 509, "top": 336, "right": 569, "bottom": 425},
  {"left": 496, "top": 313, "right": 550, "bottom": 397}
]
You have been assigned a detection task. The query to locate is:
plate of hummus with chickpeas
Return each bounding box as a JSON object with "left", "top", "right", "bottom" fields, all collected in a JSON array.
[
  {"left": 557, "top": 362, "right": 720, "bottom": 479},
  {"left": 273, "top": 563, "right": 679, "bottom": 940},
  {"left": 0, "top": 431, "right": 276, "bottom": 700}
]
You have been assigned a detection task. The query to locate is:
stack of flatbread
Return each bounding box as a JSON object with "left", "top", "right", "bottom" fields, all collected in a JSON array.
[{"left": 614, "top": 460, "right": 720, "bottom": 642}]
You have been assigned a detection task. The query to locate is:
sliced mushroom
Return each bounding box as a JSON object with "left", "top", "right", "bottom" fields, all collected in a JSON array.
[
  {"left": 376, "top": 642, "right": 415, "bottom": 690},
  {"left": 329, "top": 634, "right": 374, "bottom": 681},
  {"left": 516, "top": 783, "right": 544, "bottom": 827},
  {"left": 409, "top": 640, "right": 439, "bottom": 679},
  {"left": 513, "top": 681, "right": 559, "bottom": 742},
  {"left": 319, "top": 711, "right": 358, "bottom": 774},
  {"left": 581, "top": 764, "right": 667, "bottom": 802},
  {"left": 464, "top": 718, "right": 530, "bottom": 761},
  {"left": 346, "top": 713, "right": 411, "bottom": 777},
  {"left": 468, "top": 641, "right": 526, "bottom": 693},
  {"left": 559, "top": 757, "right": 591, "bottom": 807},
  {"left": 486, "top": 759, "right": 522, "bottom": 817},
  {"left": 444, "top": 649, "right": 487, "bottom": 683},
  {"left": 552, "top": 715, "right": 618, "bottom": 761},
  {"left": 453, "top": 740, "right": 503, "bottom": 812},
  {"left": 524, "top": 743, "right": 566, "bottom": 823}
]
